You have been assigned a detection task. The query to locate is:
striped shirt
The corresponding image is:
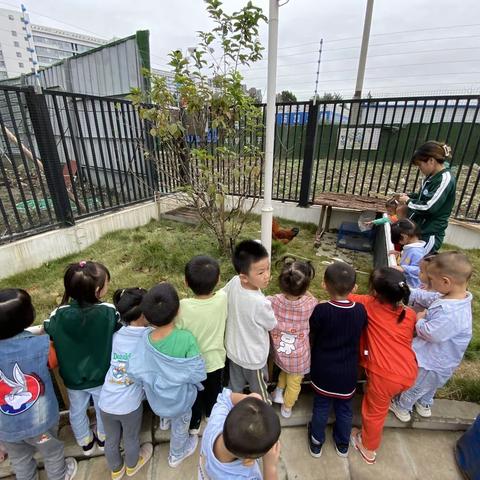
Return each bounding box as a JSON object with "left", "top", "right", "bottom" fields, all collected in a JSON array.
[{"left": 268, "top": 294, "right": 317, "bottom": 375}]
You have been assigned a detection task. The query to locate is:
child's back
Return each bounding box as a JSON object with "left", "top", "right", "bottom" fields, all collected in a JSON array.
[
  {"left": 45, "top": 300, "right": 119, "bottom": 390},
  {"left": 310, "top": 299, "right": 367, "bottom": 397}
]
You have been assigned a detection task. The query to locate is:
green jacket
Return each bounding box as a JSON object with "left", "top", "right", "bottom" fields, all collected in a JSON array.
[
  {"left": 44, "top": 300, "right": 120, "bottom": 390},
  {"left": 408, "top": 168, "right": 456, "bottom": 240}
]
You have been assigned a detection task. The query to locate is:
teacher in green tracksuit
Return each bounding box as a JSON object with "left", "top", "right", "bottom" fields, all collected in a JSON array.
[{"left": 399, "top": 141, "right": 456, "bottom": 254}]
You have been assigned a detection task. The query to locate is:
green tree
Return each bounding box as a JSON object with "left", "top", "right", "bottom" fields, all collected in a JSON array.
[
  {"left": 276, "top": 90, "right": 297, "bottom": 102},
  {"left": 311, "top": 92, "right": 343, "bottom": 102},
  {"left": 130, "top": 0, "right": 267, "bottom": 254}
]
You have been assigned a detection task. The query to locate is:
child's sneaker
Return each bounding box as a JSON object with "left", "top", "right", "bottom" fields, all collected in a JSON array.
[
  {"left": 126, "top": 443, "right": 153, "bottom": 477},
  {"left": 272, "top": 387, "right": 284, "bottom": 404},
  {"left": 65, "top": 457, "right": 78, "bottom": 480},
  {"left": 307, "top": 422, "right": 323, "bottom": 458},
  {"left": 81, "top": 436, "right": 96, "bottom": 456},
  {"left": 189, "top": 418, "right": 201, "bottom": 435},
  {"left": 95, "top": 433, "right": 105, "bottom": 453},
  {"left": 111, "top": 464, "right": 125, "bottom": 480},
  {"left": 415, "top": 402, "right": 432, "bottom": 418},
  {"left": 389, "top": 400, "right": 411, "bottom": 422},
  {"left": 335, "top": 443, "right": 349, "bottom": 458},
  {"left": 159, "top": 418, "right": 171, "bottom": 430},
  {"left": 168, "top": 435, "right": 198, "bottom": 468},
  {"left": 280, "top": 405, "right": 292, "bottom": 418}
]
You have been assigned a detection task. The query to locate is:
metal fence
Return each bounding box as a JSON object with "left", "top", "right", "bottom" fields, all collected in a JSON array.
[
  {"left": 1, "top": 87, "right": 479, "bottom": 245},
  {"left": 271, "top": 95, "right": 480, "bottom": 222},
  {"left": 0, "top": 85, "right": 155, "bottom": 244}
]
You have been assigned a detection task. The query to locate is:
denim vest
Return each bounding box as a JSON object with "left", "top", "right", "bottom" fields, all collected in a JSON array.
[{"left": 0, "top": 332, "right": 59, "bottom": 442}]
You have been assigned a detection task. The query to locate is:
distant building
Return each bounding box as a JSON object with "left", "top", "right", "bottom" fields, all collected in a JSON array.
[
  {"left": 152, "top": 68, "right": 177, "bottom": 93},
  {"left": 32, "top": 25, "right": 106, "bottom": 68},
  {"left": 0, "top": 6, "right": 106, "bottom": 80}
]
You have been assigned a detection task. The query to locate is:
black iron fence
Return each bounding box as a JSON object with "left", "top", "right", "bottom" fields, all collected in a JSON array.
[
  {"left": 0, "top": 86, "right": 155, "bottom": 244},
  {"left": 1, "top": 86, "right": 479, "bottom": 245}
]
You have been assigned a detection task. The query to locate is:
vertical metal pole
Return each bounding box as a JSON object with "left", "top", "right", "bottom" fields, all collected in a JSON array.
[
  {"left": 260, "top": 0, "right": 279, "bottom": 258},
  {"left": 353, "top": 0, "right": 374, "bottom": 100},
  {"left": 313, "top": 39, "right": 323, "bottom": 105}
]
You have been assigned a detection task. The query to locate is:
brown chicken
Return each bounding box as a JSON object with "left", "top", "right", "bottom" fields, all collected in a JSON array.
[{"left": 272, "top": 218, "right": 300, "bottom": 244}]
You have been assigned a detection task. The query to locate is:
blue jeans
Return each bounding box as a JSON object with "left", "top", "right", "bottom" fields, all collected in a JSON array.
[
  {"left": 3, "top": 427, "right": 65, "bottom": 480},
  {"left": 169, "top": 411, "right": 192, "bottom": 459},
  {"left": 396, "top": 367, "right": 450, "bottom": 411},
  {"left": 311, "top": 394, "right": 353, "bottom": 446},
  {"left": 67, "top": 386, "right": 105, "bottom": 446}
]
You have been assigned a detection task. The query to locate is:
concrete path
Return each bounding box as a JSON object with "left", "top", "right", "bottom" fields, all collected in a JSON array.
[{"left": 3, "top": 426, "right": 463, "bottom": 480}]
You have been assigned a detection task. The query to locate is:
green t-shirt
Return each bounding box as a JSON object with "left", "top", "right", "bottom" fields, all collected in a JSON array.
[
  {"left": 176, "top": 290, "right": 227, "bottom": 373},
  {"left": 148, "top": 327, "right": 200, "bottom": 358}
]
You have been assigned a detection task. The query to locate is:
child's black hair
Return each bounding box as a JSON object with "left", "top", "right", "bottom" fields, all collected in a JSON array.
[
  {"left": 324, "top": 262, "right": 356, "bottom": 296},
  {"left": 390, "top": 219, "right": 421, "bottom": 245},
  {"left": 140, "top": 282, "right": 179, "bottom": 327},
  {"left": 385, "top": 198, "right": 399, "bottom": 210},
  {"left": 411, "top": 140, "right": 452, "bottom": 165},
  {"left": 277, "top": 256, "right": 315, "bottom": 297},
  {"left": 62, "top": 260, "right": 110, "bottom": 306},
  {"left": 223, "top": 397, "right": 281, "bottom": 458},
  {"left": 185, "top": 255, "right": 220, "bottom": 296},
  {"left": 233, "top": 240, "right": 269, "bottom": 275},
  {"left": 370, "top": 267, "right": 410, "bottom": 323},
  {"left": 113, "top": 288, "right": 147, "bottom": 324},
  {"left": 0, "top": 288, "right": 35, "bottom": 340}
]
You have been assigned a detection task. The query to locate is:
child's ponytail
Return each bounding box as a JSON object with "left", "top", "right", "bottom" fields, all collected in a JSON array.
[
  {"left": 370, "top": 268, "right": 411, "bottom": 323},
  {"left": 276, "top": 255, "right": 315, "bottom": 297}
]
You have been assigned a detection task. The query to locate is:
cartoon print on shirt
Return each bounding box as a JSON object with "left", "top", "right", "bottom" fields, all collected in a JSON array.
[
  {"left": 0, "top": 363, "right": 43, "bottom": 415},
  {"left": 110, "top": 353, "right": 134, "bottom": 386},
  {"left": 277, "top": 332, "right": 297, "bottom": 355}
]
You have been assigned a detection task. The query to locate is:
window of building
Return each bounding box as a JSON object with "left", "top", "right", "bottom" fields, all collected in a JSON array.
[
  {"left": 8, "top": 14, "right": 14, "bottom": 20},
  {"left": 0, "top": 71, "right": 8, "bottom": 80},
  {"left": 13, "top": 41, "right": 19, "bottom": 47},
  {"left": 16, "top": 51, "right": 21, "bottom": 58},
  {"left": 18, "top": 62, "right": 24, "bottom": 68},
  {"left": 11, "top": 30, "right": 17, "bottom": 37},
  {"left": 28, "top": 57, "right": 32, "bottom": 62},
  {"left": 31, "top": 67, "right": 35, "bottom": 73},
  {"left": 0, "top": 61, "right": 5, "bottom": 68}
]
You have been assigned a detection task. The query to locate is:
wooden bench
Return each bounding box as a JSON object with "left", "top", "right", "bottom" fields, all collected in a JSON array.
[{"left": 313, "top": 193, "right": 387, "bottom": 247}]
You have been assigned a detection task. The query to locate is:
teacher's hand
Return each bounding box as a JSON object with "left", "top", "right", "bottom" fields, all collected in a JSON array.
[{"left": 399, "top": 194, "right": 409, "bottom": 203}]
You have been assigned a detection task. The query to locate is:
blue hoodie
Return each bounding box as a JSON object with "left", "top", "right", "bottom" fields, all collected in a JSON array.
[{"left": 129, "top": 329, "right": 206, "bottom": 418}]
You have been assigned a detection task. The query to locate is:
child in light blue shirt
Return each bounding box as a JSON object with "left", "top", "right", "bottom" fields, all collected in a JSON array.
[
  {"left": 391, "top": 219, "right": 426, "bottom": 288},
  {"left": 390, "top": 252, "right": 473, "bottom": 422},
  {"left": 199, "top": 389, "right": 281, "bottom": 480}
]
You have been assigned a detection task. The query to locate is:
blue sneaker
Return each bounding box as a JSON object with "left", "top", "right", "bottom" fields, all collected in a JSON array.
[
  {"left": 307, "top": 422, "right": 323, "bottom": 458},
  {"left": 335, "top": 443, "right": 349, "bottom": 457}
]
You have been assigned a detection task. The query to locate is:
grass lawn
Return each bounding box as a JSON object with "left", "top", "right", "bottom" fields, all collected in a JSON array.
[{"left": 1, "top": 214, "right": 479, "bottom": 403}]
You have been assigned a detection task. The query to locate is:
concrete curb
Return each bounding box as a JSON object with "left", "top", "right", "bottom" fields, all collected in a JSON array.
[{"left": 1, "top": 394, "right": 478, "bottom": 478}]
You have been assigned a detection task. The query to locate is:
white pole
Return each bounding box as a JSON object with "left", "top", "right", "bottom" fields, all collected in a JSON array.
[
  {"left": 353, "top": 0, "right": 374, "bottom": 100},
  {"left": 261, "top": 0, "right": 279, "bottom": 258}
]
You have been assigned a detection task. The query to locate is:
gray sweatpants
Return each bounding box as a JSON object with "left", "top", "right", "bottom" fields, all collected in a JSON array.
[
  {"left": 100, "top": 403, "right": 143, "bottom": 472},
  {"left": 228, "top": 360, "right": 270, "bottom": 404},
  {"left": 3, "top": 427, "right": 66, "bottom": 480}
]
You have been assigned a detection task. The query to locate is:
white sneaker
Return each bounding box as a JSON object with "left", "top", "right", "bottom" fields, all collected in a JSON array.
[
  {"left": 159, "top": 418, "right": 171, "bottom": 431},
  {"left": 389, "top": 400, "right": 411, "bottom": 422},
  {"left": 65, "top": 457, "right": 78, "bottom": 480},
  {"left": 189, "top": 428, "right": 200, "bottom": 435},
  {"left": 280, "top": 405, "right": 292, "bottom": 418},
  {"left": 415, "top": 402, "right": 432, "bottom": 418},
  {"left": 168, "top": 435, "right": 198, "bottom": 468},
  {"left": 272, "top": 387, "right": 284, "bottom": 404}
]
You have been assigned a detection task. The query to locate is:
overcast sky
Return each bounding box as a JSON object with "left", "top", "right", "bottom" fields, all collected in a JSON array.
[{"left": 8, "top": 0, "right": 480, "bottom": 100}]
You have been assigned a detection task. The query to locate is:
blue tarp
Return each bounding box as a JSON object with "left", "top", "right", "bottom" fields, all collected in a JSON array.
[{"left": 455, "top": 414, "right": 480, "bottom": 480}]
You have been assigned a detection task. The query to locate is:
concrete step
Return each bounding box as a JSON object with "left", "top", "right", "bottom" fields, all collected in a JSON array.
[
  {"left": 1, "top": 394, "right": 477, "bottom": 478},
  {"left": 1, "top": 426, "right": 464, "bottom": 480}
]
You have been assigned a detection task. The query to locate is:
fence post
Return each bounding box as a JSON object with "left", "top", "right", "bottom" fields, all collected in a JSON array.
[
  {"left": 25, "top": 88, "right": 74, "bottom": 226},
  {"left": 298, "top": 101, "right": 319, "bottom": 206}
]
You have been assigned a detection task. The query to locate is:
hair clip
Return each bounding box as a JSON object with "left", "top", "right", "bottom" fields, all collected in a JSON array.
[
  {"left": 398, "top": 281, "right": 406, "bottom": 288},
  {"left": 79, "top": 260, "right": 87, "bottom": 268},
  {"left": 443, "top": 144, "right": 452, "bottom": 157}
]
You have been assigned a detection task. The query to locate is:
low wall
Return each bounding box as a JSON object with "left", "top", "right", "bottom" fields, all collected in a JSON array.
[
  {"left": 0, "top": 201, "right": 160, "bottom": 280},
  {"left": 1, "top": 194, "right": 478, "bottom": 280}
]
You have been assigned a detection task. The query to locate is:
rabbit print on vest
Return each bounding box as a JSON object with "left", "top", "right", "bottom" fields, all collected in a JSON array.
[{"left": 0, "top": 363, "right": 43, "bottom": 415}]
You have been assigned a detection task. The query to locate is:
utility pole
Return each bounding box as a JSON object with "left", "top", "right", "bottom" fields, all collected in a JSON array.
[
  {"left": 353, "top": 0, "right": 374, "bottom": 101},
  {"left": 21, "top": 4, "right": 41, "bottom": 91},
  {"left": 350, "top": 0, "right": 374, "bottom": 126},
  {"left": 260, "top": 0, "right": 280, "bottom": 258},
  {"left": 312, "top": 39, "right": 323, "bottom": 105}
]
